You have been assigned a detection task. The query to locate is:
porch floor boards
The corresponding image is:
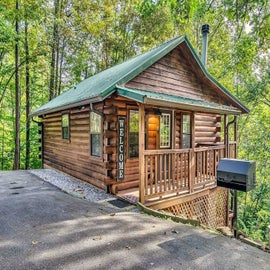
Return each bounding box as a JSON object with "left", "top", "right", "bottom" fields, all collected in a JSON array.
[
  {"left": 116, "top": 186, "right": 187, "bottom": 206},
  {"left": 116, "top": 177, "right": 217, "bottom": 207}
]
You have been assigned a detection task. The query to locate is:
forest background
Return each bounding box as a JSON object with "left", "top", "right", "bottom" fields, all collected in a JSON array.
[{"left": 0, "top": 0, "right": 269, "bottom": 244}]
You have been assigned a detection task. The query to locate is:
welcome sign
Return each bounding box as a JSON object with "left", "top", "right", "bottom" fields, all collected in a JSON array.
[{"left": 118, "top": 116, "right": 125, "bottom": 181}]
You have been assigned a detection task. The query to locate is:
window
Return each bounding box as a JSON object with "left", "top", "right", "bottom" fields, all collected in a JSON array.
[
  {"left": 160, "top": 113, "right": 171, "bottom": 148},
  {"left": 90, "top": 112, "right": 102, "bottom": 157},
  {"left": 128, "top": 110, "right": 139, "bottom": 158},
  {"left": 62, "top": 114, "right": 69, "bottom": 140},
  {"left": 182, "top": 114, "right": 191, "bottom": 148}
]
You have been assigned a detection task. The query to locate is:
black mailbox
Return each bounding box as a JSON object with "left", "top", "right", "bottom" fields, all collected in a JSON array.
[{"left": 217, "top": 158, "right": 256, "bottom": 192}]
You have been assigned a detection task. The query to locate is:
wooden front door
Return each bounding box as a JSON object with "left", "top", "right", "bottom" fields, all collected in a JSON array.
[{"left": 146, "top": 113, "right": 159, "bottom": 150}]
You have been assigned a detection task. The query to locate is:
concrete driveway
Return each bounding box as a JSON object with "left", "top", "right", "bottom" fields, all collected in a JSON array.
[{"left": 0, "top": 170, "right": 269, "bottom": 270}]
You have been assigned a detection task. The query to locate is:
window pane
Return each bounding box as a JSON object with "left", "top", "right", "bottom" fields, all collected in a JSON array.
[
  {"left": 129, "top": 110, "right": 139, "bottom": 132},
  {"left": 182, "top": 134, "right": 191, "bottom": 148},
  {"left": 91, "top": 134, "right": 102, "bottom": 157},
  {"left": 128, "top": 110, "right": 139, "bottom": 158},
  {"left": 62, "top": 114, "right": 69, "bottom": 127},
  {"left": 129, "top": 132, "right": 139, "bottom": 158},
  {"left": 62, "top": 127, "right": 69, "bottom": 140},
  {"left": 160, "top": 113, "right": 171, "bottom": 148},
  {"left": 90, "top": 112, "right": 102, "bottom": 157},
  {"left": 90, "top": 112, "right": 102, "bottom": 133},
  {"left": 182, "top": 114, "right": 190, "bottom": 133}
]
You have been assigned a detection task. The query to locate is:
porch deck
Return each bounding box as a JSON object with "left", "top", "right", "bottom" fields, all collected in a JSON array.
[{"left": 117, "top": 143, "right": 236, "bottom": 208}]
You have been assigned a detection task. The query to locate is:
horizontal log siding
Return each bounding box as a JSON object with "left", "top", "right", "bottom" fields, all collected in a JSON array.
[
  {"left": 42, "top": 106, "right": 107, "bottom": 190},
  {"left": 194, "top": 113, "right": 221, "bottom": 144},
  {"left": 105, "top": 95, "right": 140, "bottom": 192},
  {"left": 125, "top": 48, "right": 227, "bottom": 106}
]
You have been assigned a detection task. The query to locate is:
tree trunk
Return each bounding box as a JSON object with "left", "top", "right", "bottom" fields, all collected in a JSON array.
[
  {"left": 14, "top": 0, "right": 20, "bottom": 170},
  {"left": 49, "top": 0, "right": 59, "bottom": 100},
  {"left": 25, "top": 18, "right": 30, "bottom": 169}
]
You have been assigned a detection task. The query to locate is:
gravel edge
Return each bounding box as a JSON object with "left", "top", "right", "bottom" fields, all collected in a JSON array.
[{"left": 29, "top": 168, "right": 115, "bottom": 203}]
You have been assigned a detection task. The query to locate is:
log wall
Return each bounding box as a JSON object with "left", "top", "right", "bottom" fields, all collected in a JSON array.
[
  {"left": 125, "top": 47, "right": 228, "bottom": 106},
  {"left": 194, "top": 113, "right": 222, "bottom": 145},
  {"left": 42, "top": 105, "right": 107, "bottom": 190},
  {"left": 103, "top": 95, "right": 140, "bottom": 193},
  {"left": 42, "top": 97, "right": 222, "bottom": 193}
]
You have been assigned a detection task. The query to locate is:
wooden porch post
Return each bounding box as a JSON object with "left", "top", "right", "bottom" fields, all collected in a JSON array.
[
  {"left": 224, "top": 115, "right": 228, "bottom": 157},
  {"left": 139, "top": 104, "right": 145, "bottom": 204},
  {"left": 189, "top": 112, "right": 195, "bottom": 193},
  {"left": 234, "top": 116, "right": 238, "bottom": 158}
]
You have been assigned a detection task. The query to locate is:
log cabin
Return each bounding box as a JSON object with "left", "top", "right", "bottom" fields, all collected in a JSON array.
[{"left": 31, "top": 34, "right": 249, "bottom": 228}]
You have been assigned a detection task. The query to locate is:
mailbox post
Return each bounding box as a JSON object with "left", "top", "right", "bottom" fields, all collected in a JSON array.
[{"left": 233, "top": 189, "right": 238, "bottom": 238}]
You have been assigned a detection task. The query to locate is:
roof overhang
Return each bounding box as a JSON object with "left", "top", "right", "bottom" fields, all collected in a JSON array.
[
  {"left": 116, "top": 86, "right": 242, "bottom": 115},
  {"left": 30, "top": 96, "right": 104, "bottom": 117}
]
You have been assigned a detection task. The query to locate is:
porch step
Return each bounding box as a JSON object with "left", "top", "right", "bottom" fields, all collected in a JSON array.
[
  {"left": 116, "top": 188, "right": 139, "bottom": 205},
  {"left": 117, "top": 194, "right": 139, "bottom": 204}
]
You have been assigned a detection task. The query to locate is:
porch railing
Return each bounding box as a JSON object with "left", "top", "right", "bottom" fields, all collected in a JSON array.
[{"left": 140, "top": 144, "right": 233, "bottom": 204}]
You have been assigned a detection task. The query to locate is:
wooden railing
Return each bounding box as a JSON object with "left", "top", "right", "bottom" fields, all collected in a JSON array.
[
  {"left": 194, "top": 146, "right": 225, "bottom": 190},
  {"left": 141, "top": 145, "right": 228, "bottom": 204},
  {"left": 228, "top": 141, "right": 237, "bottom": 158}
]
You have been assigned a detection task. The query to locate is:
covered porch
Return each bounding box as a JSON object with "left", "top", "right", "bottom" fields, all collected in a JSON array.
[{"left": 116, "top": 94, "right": 238, "bottom": 208}]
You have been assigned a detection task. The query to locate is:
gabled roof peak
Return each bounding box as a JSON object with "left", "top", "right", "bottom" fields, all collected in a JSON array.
[{"left": 31, "top": 35, "right": 248, "bottom": 117}]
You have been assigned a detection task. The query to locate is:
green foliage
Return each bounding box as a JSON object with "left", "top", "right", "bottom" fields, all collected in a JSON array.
[{"left": 237, "top": 104, "right": 270, "bottom": 243}]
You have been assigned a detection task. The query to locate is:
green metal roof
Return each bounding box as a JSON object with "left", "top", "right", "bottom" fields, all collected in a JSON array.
[
  {"left": 30, "top": 35, "right": 249, "bottom": 117},
  {"left": 116, "top": 86, "right": 242, "bottom": 115}
]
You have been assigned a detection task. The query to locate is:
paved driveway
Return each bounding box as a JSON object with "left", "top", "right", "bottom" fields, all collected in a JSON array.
[{"left": 0, "top": 170, "right": 269, "bottom": 270}]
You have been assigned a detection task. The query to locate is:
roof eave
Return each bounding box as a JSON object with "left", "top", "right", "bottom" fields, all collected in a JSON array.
[
  {"left": 117, "top": 86, "right": 242, "bottom": 115},
  {"left": 30, "top": 96, "right": 104, "bottom": 117},
  {"left": 144, "top": 97, "right": 242, "bottom": 115}
]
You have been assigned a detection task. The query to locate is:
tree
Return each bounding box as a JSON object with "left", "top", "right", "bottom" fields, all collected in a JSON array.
[
  {"left": 24, "top": 6, "right": 30, "bottom": 169},
  {"left": 14, "top": 0, "right": 20, "bottom": 170}
]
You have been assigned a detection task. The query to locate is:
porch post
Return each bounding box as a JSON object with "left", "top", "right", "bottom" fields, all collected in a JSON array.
[
  {"left": 189, "top": 112, "right": 195, "bottom": 193},
  {"left": 224, "top": 115, "right": 228, "bottom": 157},
  {"left": 139, "top": 104, "right": 145, "bottom": 204},
  {"left": 234, "top": 116, "right": 238, "bottom": 158}
]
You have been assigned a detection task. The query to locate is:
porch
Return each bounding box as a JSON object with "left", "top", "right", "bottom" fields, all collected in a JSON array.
[{"left": 118, "top": 142, "right": 236, "bottom": 208}]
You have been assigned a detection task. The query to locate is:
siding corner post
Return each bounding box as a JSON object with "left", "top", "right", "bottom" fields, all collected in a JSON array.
[{"left": 139, "top": 104, "right": 145, "bottom": 204}]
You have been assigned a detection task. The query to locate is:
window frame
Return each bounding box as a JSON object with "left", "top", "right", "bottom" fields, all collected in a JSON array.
[
  {"left": 128, "top": 109, "right": 139, "bottom": 158},
  {"left": 159, "top": 112, "right": 172, "bottom": 149},
  {"left": 61, "top": 113, "right": 70, "bottom": 141},
  {"left": 90, "top": 111, "right": 103, "bottom": 158}
]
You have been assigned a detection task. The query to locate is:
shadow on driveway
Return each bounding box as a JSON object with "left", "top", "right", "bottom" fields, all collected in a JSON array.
[{"left": 0, "top": 170, "right": 269, "bottom": 270}]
